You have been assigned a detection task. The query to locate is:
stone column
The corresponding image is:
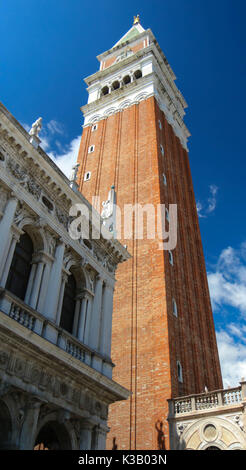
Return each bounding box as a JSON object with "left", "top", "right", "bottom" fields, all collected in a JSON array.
[
  {"left": 72, "top": 294, "right": 83, "bottom": 337},
  {"left": 42, "top": 240, "right": 65, "bottom": 321},
  {"left": 0, "top": 232, "right": 20, "bottom": 287},
  {"left": 24, "top": 262, "right": 37, "bottom": 304},
  {"left": 83, "top": 294, "right": 93, "bottom": 345},
  {"left": 77, "top": 294, "right": 88, "bottom": 342},
  {"left": 93, "top": 425, "right": 108, "bottom": 450},
  {"left": 79, "top": 420, "right": 94, "bottom": 450},
  {"left": 28, "top": 260, "right": 45, "bottom": 310},
  {"left": 99, "top": 282, "right": 114, "bottom": 357},
  {"left": 0, "top": 195, "right": 18, "bottom": 278},
  {"left": 19, "top": 398, "right": 41, "bottom": 450},
  {"left": 77, "top": 292, "right": 93, "bottom": 344},
  {"left": 88, "top": 275, "right": 103, "bottom": 350},
  {"left": 240, "top": 378, "right": 246, "bottom": 400},
  {"left": 55, "top": 272, "right": 68, "bottom": 325},
  {"left": 36, "top": 257, "right": 52, "bottom": 312}
]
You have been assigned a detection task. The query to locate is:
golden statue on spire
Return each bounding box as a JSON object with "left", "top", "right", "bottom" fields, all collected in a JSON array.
[{"left": 133, "top": 14, "right": 140, "bottom": 25}]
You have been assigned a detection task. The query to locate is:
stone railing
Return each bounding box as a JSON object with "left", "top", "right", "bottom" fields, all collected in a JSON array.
[
  {"left": 0, "top": 288, "right": 113, "bottom": 379},
  {"left": 170, "top": 385, "right": 245, "bottom": 417}
]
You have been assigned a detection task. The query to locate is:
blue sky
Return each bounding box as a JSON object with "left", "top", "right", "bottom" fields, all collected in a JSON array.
[{"left": 1, "top": 0, "right": 246, "bottom": 387}]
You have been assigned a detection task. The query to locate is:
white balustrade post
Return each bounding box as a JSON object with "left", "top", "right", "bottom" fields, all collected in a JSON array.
[{"left": 42, "top": 240, "right": 65, "bottom": 321}]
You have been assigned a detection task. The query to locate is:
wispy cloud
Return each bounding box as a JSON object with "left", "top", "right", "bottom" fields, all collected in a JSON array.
[
  {"left": 207, "top": 184, "right": 218, "bottom": 213},
  {"left": 208, "top": 242, "right": 246, "bottom": 386},
  {"left": 208, "top": 244, "right": 246, "bottom": 313},
  {"left": 22, "top": 118, "right": 80, "bottom": 179},
  {"left": 216, "top": 327, "right": 246, "bottom": 387},
  {"left": 197, "top": 184, "right": 219, "bottom": 218},
  {"left": 48, "top": 135, "right": 81, "bottom": 178},
  {"left": 46, "top": 119, "right": 64, "bottom": 135}
]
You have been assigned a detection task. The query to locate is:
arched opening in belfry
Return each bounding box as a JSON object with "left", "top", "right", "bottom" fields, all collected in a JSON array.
[
  {"left": 134, "top": 69, "right": 142, "bottom": 79},
  {"left": 112, "top": 80, "right": 120, "bottom": 90},
  {"left": 101, "top": 86, "right": 109, "bottom": 96},
  {"left": 6, "top": 231, "right": 34, "bottom": 301},
  {"left": 0, "top": 400, "right": 12, "bottom": 450},
  {"left": 34, "top": 421, "right": 72, "bottom": 450},
  {"left": 123, "top": 75, "right": 131, "bottom": 85}
]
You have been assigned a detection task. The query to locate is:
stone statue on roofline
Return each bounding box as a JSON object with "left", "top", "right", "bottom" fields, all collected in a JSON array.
[{"left": 29, "top": 117, "right": 42, "bottom": 137}]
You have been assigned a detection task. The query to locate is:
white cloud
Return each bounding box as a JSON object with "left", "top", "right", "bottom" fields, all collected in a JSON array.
[
  {"left": 48, "top": 135, "right": 81, "bottom": 178},
  {"left": 21, "top": 118, "right": 80, "bottom": 179},
  {"left": 197, "top": 184, "right": 218, "bottom": 218},
  {"left": 208, "top": 242, "right": 246, "bottom": 386},
  {"left": 207, "top": 184, "right": 218, "bottom": 213},
  {"left": 47, "top": 119, "right": 64, "bottom": 135},
  {"left": 216, "top": 328, "right": 246, "bottom": 387},
  {"left": 208, "top": 244, "right": 246, "bottom": 314},
  {"left": 196, "top": 201, "right": 206, "bottom": 218}
]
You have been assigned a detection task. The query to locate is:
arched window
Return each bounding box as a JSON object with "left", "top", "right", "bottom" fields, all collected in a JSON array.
[
  {"left": 165, "top": 207, "right": 169, "bottom": 222},
  {"left": 60, "top": 273, "right": 77, "bottom": 334},
  {"left": 84, "top": 171, "right": 91, "bottom": 181},
  {"left": 112, "top": 81, "right": 120, "bottom": 90},
  {"left": 172, "top": 298, "right": 178, "bottom": 317},
  {"left": 123, "top": 75, "right": 131, "bottom": 85},
  {"left": 6, "top": 232, "right": 33, "bottom": 301},
  {"left": 205, "top": 446, "right": 220, "bottom": 450},
  {"left": 177, "top": 361, "right": 183, "bottom": 383},
  {"left": 134, "top": 70, "right": 142, "bottom": 79},
  {"left": 88, "top": 145, "right": 95, "bottom": 154},
  {"left": 168, "top": 250, "right": 173, "bottom": 266}
]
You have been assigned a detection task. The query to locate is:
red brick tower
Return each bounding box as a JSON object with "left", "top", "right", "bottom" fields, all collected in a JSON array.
[{"left": 76, "top": 18, "right": 223, "bottom": 450}]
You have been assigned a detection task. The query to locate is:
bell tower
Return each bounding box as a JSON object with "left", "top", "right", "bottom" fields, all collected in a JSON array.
[{"left": 76, "top": 18, "right": 223, "bottom": 450}]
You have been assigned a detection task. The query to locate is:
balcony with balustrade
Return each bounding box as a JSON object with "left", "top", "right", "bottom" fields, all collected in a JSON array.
[
  {"left": 0, "top": 287, "right": 114, "bottom": 379},
  {"left": 168, "top": 381, "right": 246, "bottom": 421}
]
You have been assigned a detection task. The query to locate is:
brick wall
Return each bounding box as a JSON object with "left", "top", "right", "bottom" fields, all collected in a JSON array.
[{"left": 77, "top": 96, "right": 223, "bottom": 450}]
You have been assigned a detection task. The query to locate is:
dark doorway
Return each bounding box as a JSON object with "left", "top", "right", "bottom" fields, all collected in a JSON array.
[{"left": 34, "top": 421, "right": 71, "bottom": 450}]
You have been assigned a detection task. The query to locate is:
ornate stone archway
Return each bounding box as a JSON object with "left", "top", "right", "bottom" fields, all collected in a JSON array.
[{"left": 34, "top": 420, "right": 72, "bottom": 450}]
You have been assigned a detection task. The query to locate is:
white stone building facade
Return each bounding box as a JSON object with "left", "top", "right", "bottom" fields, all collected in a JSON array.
[
  {"left": 0, "top": 102, "right": 130, "bottom": 450},
  {"left": 168, "top": 381, "right": 246, "bottom": 450}
]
